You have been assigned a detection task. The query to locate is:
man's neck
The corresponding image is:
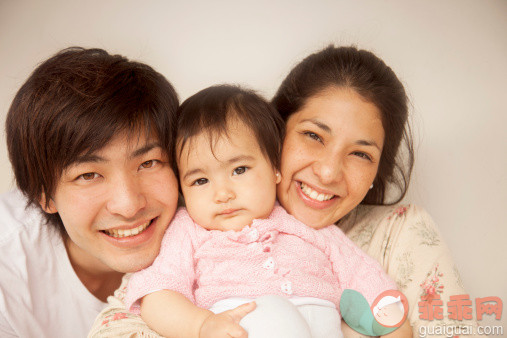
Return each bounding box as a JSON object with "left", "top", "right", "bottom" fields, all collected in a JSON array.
[{"left": 64, "top": 236, "right": 124, "bottom": 302}]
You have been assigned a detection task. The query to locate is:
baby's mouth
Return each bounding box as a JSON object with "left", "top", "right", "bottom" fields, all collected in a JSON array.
[
  {"left": 101, "top": 219, "right": 153, "bottom": 238},
  {"left": 299, "top": 182, "right": 336, "bottom": 201}
]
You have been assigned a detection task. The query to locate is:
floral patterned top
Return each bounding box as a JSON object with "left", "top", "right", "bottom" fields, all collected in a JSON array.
[
  {"left": 338, "top": 204, "right": 479, "bottom": 337},
  {"left": 88, "top": 204, "right": 480, "bottom": 337}
]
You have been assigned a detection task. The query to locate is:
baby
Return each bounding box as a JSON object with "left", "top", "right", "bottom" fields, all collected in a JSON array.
[{"left": 125, "top": 85, "right": 398, "bottom": 337}]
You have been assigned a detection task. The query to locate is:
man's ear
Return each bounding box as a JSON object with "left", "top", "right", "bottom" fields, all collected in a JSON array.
[{"left": 39, "top": 193, "right": 58, "bottom": 214}]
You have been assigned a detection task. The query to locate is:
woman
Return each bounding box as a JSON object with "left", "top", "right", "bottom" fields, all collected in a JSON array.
[
  {"left": 89, "top": 46, "right": 474, "bottom": 337},
  {"left": 272, "top": 46, "right": 475, "bottom": 336}
]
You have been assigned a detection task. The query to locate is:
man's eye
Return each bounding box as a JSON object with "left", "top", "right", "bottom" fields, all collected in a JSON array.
[
  {"left": 78, "top": 172, "right": 99, "bottom": 181},
  {"left": 232, "top": 166, "right": 248, "bottom": 175},
  {"left": 304, "top": 131, "right": 323, "bottom": 143},
  {"left": 192, "top": 178, "right": 209, "bottom": 186},
  {"left": 140, "top": 160, "right": 158, "bottom": 169}
]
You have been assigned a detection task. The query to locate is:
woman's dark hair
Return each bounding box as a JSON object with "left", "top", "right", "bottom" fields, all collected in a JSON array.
[
  {"left": 272, "top": 45, "right": 414, "bottom": 205},
  {"left": 6, "top": 47, "right": 179, "bottom": 233},
  {"left": 176, "top": 84, "right": 284, "bottom": 170}
]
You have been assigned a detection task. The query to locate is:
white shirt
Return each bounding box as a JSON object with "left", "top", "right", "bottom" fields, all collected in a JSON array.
[{"left": 0, "top": 190, "right": 106, "bottom": 337}]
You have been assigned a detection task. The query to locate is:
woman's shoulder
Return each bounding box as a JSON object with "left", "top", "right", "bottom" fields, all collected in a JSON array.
[
  {"left": 339, "top": 203, "right": 443, "bottom": 252},
  {"left": 340, "top": 203, "right": 434, "bottom": 231}
]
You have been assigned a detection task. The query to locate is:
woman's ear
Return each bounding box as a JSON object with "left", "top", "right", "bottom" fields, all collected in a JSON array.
[
  {"left": 275, "top": 171, "right": 282, "bottom": 184},
  {"left": 39, "top": 193, "right": 58, "bottom": 214}
]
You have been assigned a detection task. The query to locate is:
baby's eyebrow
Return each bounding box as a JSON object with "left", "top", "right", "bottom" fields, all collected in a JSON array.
[
  {"left": 226, "top": 155, "right": 255, "bottom": 164},
  {"left": 182, "top": 168, "right": 204, "bottom": 181}
]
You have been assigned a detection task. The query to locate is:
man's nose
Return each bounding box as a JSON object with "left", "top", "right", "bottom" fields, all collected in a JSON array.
[{"left": 106, "top": 175, "right": 146, "bottom": 218}]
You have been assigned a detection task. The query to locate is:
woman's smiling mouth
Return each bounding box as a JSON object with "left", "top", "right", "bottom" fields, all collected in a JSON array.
[{"left": 299, "top": 182, "right": 336, "bottom": 201}]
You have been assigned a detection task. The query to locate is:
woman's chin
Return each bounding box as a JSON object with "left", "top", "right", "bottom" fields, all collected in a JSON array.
[{"left": 286, "top": 198, "right": 338, "bottom": 229}]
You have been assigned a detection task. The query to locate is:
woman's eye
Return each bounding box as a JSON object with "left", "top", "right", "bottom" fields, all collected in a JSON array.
[
  {"left": 304, "top": 131, "right": 323, "bottom": 143},
  {"left": 232, "top": 166, "right": 248, "bottom": 175},
  {"left": 77, "top": 172, "right": 99, "bottom": 181},
  {"left": 352, "top": 151, "right": 372, "bottom": 161},
  {"left": 192, "top": 178, "right": 209, "bottom": 186},
  {"left": 140, "top": 160, "right": 158, "bottom": 169}
]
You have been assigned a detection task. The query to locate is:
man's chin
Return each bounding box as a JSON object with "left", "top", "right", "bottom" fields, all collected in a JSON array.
[{"left": 107, "top": 252, "right": 158, "bottom": 273}]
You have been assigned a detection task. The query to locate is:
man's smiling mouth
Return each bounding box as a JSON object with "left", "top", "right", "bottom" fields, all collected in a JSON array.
[{"left": 101, "top": 219, "right": 153, "bottom": 238}]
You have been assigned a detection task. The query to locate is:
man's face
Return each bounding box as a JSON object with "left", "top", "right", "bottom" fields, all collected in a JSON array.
[{"left": 43, "top": 131, "right": 179, "bottom": 274}]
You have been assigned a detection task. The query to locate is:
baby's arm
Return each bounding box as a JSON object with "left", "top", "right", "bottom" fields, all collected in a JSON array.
[{"left": 141, "top": 289, "right": 256, "bottom": 338}]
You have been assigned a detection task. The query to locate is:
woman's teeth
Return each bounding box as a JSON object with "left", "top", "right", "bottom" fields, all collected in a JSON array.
[
  {"left": 300, "top": 182, "right": 335, "bottom": 201},
  {"left": 103, "top": 221, "right": 151, "bottom": 238}
]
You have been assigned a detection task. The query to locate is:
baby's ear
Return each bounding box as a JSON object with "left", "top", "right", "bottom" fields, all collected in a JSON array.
[
  {"left": 39, "top": 193, "right": 58, "bottom": 214},
  {"left": 275, "top": 171, "right": 282, "bottom": 184}
]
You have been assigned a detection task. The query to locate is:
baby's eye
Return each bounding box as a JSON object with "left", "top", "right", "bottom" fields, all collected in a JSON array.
[
  {"left": 232, "top": 166, "right": 248, "bottom": 176},
  {"left": 192, "top": 178, "right": 209, "bottom": 186},
  {"left": 140, "top": 160, "right": 158, "bottom": 169},
  {"left": 77, "top": 172, "right": 99, "bottom": 181},
  {"left": 352, "top": 151, "right": 372, "bottom": 161},
  {"left": 304, "top": 131, "right": 323, "bottom": 143}
]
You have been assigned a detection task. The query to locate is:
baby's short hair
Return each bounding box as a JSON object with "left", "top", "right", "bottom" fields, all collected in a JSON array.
[{"left": 176, "top": 85, "right": 284, "bottom": 169}]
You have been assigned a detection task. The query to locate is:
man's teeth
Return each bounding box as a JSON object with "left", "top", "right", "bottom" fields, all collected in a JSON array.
[
  {"left": 104, "top": 221, "right": 151, "bottom": 238},
  {"left": 300, "top": 182, "right": 335, "bottom": 201}
]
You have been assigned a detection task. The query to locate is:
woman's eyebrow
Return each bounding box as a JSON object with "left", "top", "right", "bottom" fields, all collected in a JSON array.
[
  {"left": 301, "top": 119, "right": 381, "bottom": 150},
  {"left": 301, "top": 118, "right": 331, "bottom": 134},
  {"left": 355, "top": 139, "right": 381, "bottom": 150}
]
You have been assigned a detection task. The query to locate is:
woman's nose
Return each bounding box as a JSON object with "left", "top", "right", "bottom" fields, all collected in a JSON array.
[
  {"left": 312, "top": 155, "right": 343, "bottom": 185},
  {"left": 214, "top": 184, "right": 236, "bottom": 203},
  {"left": 106, "top": 176, "right": 146, "bottom": 218}
]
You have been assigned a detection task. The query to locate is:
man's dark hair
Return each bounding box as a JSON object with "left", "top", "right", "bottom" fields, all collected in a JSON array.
[{"left": 6, "top": 47, "right": 179, "bottom": 233}]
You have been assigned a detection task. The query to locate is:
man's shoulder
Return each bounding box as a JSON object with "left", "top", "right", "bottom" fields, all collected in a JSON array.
[
  {"left": 0, "top": 190, "right": 45, "bottom": 244},
  {"left": 0, "top": 190, "right": 55, "bottom": 271}
]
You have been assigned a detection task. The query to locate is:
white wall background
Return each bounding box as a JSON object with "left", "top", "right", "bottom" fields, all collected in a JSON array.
[{"left": 1, "top": 0, "right": 506, "bottom": 330}]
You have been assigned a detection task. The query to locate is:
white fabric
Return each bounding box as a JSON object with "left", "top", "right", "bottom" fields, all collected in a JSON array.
[
  {"left": 0, "top": 190, "right": 106, "bottom": 337},
  {"left": 209, "top": 296, "right": 337, "bottom": 314},
  {"left": 211, "top": 295, "right": 343, "bottom": 338}
]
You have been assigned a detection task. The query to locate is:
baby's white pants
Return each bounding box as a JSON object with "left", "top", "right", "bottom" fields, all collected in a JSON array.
[{"left": 209, "top": 295, "right": 344, "bottom": 338}]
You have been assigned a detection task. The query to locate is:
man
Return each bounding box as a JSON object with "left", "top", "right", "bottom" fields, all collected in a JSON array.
[{"left": 0, "top": 47, "right": 180, "bottom": 337}]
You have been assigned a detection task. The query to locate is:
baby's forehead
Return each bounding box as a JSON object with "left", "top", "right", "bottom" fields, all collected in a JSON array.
[{"left": 177, "top": 120, "right": 260, "bottom": 159}]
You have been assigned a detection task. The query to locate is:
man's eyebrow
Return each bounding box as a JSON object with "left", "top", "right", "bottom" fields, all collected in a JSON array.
[
  {"left": 73, "top": 154, "right": 105, "bottom": 165},
  {"left": 130, "top": 142, "right": 161, "bottom": 158},
  {"left": 72, "top": 142, "right": 162, "bottom": 165},
  {"left": 301, "top": 119, "right": 332, "bottom": 134}
]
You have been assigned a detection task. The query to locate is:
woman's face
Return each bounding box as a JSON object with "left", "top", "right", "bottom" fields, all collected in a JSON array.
[{"left": 277, "top": 87, "right": 385, "bottom": 228}]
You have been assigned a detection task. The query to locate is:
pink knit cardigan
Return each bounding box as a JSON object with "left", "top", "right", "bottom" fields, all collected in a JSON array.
[{"left": 125, "top": 206, "right": 396, "bottom": 314}]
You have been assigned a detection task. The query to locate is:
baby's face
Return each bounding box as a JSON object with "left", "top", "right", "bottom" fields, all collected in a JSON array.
[{"left": 177, "top": 119, "right": 280, "bottom": 231}]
